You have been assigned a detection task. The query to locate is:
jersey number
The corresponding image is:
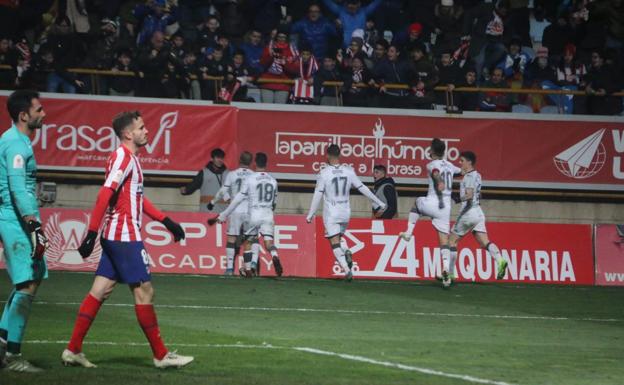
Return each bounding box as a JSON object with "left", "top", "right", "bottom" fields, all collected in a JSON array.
[
  {"left": 256, "top": 183, "right": 275, "bottom": 203},
  {"left": 440, "top": 171, "right": 453, "bottom": 192},
  {"left": 331, "top": 176, "right": 348, "bottom": 196},
  {"left": 234, "top": 178, "right": 242, "bottom": 194}
]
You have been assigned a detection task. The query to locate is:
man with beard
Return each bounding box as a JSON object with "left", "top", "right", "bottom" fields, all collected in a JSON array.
[
  {"left": 0, "top": 90, "right": 48, "bottom": 372},
  {"left": 181, "top": 148, "right": 230, "bottom": 213}
]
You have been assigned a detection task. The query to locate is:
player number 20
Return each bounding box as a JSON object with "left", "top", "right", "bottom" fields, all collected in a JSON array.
[{"left": 256, "top": 183, "right": 275, "bottom": 203}]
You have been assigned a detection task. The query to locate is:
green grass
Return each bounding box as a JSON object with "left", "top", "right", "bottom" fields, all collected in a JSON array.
[{"left": 1, "top": 272, "right": 623, "bottom": 385}]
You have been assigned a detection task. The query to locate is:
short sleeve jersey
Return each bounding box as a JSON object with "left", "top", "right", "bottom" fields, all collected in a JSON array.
[
  {"left": 460, "top": 170, "right": 482, "bottom": 210},
  {"left": 0, "top": 125, "right": 39, "bottom": 219},
  {"left": 223, "top": 167, "right": 253, "bottom": 214},
  {"left": 316, "top": 164, "right": 363, "bottom": 222},
  {"left": 101, "top": 145, "right": 145, "bottom": 241},
  {"left": 426, "top": 159, "right": 461, "bottom": 198},
  {"left": 240, "top": 171, "right": 278, "bottom": 214}
]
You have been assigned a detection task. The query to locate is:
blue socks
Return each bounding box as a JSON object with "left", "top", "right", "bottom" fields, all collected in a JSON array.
[
  {"left": 5, "top": 291, "right": 34, "bottom": 354},
  {"left": 0, "top": 289, "right": 16, "bottom": 341}
]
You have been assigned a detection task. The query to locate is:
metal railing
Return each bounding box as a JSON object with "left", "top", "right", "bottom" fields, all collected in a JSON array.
[{"left": 1, "top": 64, "right": 622, "bottom": 113}]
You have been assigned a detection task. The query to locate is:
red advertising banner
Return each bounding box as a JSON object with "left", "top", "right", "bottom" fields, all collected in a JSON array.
[
  {"left": 0, "top": 94, "right": 238, "bottom": 174},
  {"left": 0, "top": 209, "right": 316, "bottom": 277},
  {"left": 315, "top": 218, "right": 594, "bottom": 285},
  {"left": 237, "top": 107, "right": 624, "bottom": 190},
  {"left": 594, "top": 224, "right": 624, "bottom": 286}
]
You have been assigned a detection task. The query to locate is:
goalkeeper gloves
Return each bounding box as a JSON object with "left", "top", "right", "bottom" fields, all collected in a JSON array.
[
  {"left": 162, "top": 217, "right": 185, "bottom": 242},
  {"left": 27, "top": 220, "right": 48, "bottom": 260}
]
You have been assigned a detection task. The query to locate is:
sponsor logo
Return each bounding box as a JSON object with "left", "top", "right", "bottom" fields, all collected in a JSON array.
[
  {"left": 275, "top": 118, "right": 461, "bottom": 177},
  {"left": 45, "top": 213, "right": 100, "bottom": 270},
  {"left": 553, "top": 129, "right": 606, "bottom": 179}
]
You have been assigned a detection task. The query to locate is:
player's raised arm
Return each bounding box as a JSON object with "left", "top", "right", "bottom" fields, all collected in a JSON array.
[
  {"left": 306, "top": 175, "right": 324, "bottom": 223},
  {"left": 351, "top": 171, "right": 386, "bottom": 211}
]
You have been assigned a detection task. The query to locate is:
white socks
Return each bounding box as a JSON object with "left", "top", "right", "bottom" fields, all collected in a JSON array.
[
  {"left": 332, "top": 245, "right": 350, "bottom": 273},
  {"left": 405, "top": 212, "right": 419, "bottom": 235},
  {"left": 487, "top": 242, "right": 503, "bottom": 263}
]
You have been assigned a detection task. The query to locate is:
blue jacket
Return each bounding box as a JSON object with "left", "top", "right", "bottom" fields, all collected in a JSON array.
[
  {"left": 291, "top": 17, "right": 337, "bottom": 59},
  {"left": 239, "top": 42, "right": 264, "bottom": 76},
  {"left": 322, "top": 0, "right": 382, "bottom": 48}
]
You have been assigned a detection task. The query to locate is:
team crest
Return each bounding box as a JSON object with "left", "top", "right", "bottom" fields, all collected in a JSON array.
[{"left": 44, "top": 212, "right": 101, "bottom": 270}]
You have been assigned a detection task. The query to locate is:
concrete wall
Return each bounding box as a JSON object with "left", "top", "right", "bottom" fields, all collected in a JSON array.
[{"left": 48, "top": 184, "right": 624, "bottom": 224}]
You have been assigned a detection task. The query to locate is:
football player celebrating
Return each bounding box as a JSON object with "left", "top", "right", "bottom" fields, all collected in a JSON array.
[
  {"left": 61, "top": 111, "right": 193, "bottom": 369},
  {"left": 448, "top": 151, "right": 508, "bottom": 286},
  {"left": 306, "top": 144, "right": 386, "bottom": 281},
  {"left": 399, "top": 138, "right": 461, "bottom": 288}
]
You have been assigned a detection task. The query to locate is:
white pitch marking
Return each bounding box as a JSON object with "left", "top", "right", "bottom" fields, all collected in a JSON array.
[
  {"left": 25, "top": 301, "right": 621, "bottom": 323},
  {"left": 28, "top": 340, "right": 516, "bottom": 385}
]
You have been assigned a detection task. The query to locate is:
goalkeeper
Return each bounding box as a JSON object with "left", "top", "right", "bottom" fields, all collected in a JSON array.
[{"left": 0, "top": 90, "right": 49, "bottom": 373}]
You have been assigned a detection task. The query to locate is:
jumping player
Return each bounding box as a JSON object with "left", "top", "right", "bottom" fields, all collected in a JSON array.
[
  {"left": 212, "top": 151, "right": 254, "bottom": 275},
  {"left": 61, "top": 111, "right": 193, "bottom": 369},
  {"left": 306, "top": 144, "right": 386, "bottom": 281},
  {"left": 399, "top": 138, "right": 461, "bottom": 287},
  {"left": 0, "top": 90, "right": 48, "bottom": 372},
  {"left": 211, "top": 152, "right": 283, "bottom": 277},
  {"left": 448, "top": 151, "right": 508, "bottom": 286}
]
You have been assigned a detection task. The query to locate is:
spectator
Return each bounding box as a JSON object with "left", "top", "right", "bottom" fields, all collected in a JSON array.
[
  {"left": 314, "top": 56, "right": 342, "bottom": 106},
  {"left": 479, "top": 67, "right": 511, "bottom": 112},
  {"left": 363, "top": 18, "right": 380, "bottom": 49},
  {"left": 338, "top": 36, "right": 368, "bottom": 70},
  {"left": 240, "top": 29, "right": 264, "bottom": 76},
  {"left": 200, "top": 44, "right": 228, "bottom": 100},
  {"left": 137, "top": 30, "right": 170, "bottom": 97},
  {"left": 197, "top": 15, "right": 220, "bottom": 53},
  {"left": 343, "top": 56, "right": 372, "bottom": 107},
  {"left": 529, "top": 5, "right": 550, "bottom": 48},
  {"left": 434, "top": 0, "right": 464, "bottom": 53},
  {"left": 497, "top": 37, "right": 530, "bottom": 81},
  {"left": 542, "top": 43, "right": 586, "bottom": 114},
  {"left": 584, "top": 49, "right": 623, "bottom": 115},
  {"left": 29, "top": 47, "right": 55, "bottom": 91},
  {"left": 372, "top": 165, "right": 398, "bottom": 219},
  {"left": 161, "top": 57, "right": 185, "bottom": 98},
  {"left": 83, "top": 18, "right": 122, "bottom": 70},
  {"left": 0, "top": 36, "right": 17, "bottom": 89},
  {"left": 180, "top": 148, "right": 230, "bottom": 213},
  {"left": 181, "top": 50, "right": 201, "bottom": 100},
  {"left": 248, "top": 0, "right": 287, "bottom": 35},
  {"left": 170, "top": 32, "right": 187, "bottom": 62},
  {"left": 524, "top": 46, "right": 555, "bottom": 86},
  {"left": 213, "top": 33, "right": 235, "bottom": 61},
  {"left": 44, "top": 16, "right": 86, "bottom": 94},
  {"left": 134, "top": 0, "right": 178, "bottom": 46},
  {"left": 109, "top": 49, "right": 138, "bottom": 97},
  {"left": 463, "top": 0, "right": 509, "bottom": 80},
  {"left": 287, "top": 43, "right": 319, "bottom": 104},
  {"left": 542, "top": 12, "right": 571, "bottom": 61},
  {"left": 259, "top": 27, "right": 298, "bottom": 103},
  {"left": 291, "top": 3, "right": 337, "bottom": 60},
  {"left": 434, "top": 50, "right": 462, "bottom": 109},
  {"left": 456, "top": 67, "right": 479, "bottom": 111},
  {"left": 224, "top": 50, "right": 254, "bottom": 102},
  {"left": 322, "top": 0, "right": 383, "bottom": 48},
  {"left": 370, "top": 38, "right": 388, "bottom": 68},
  {"left": 372, "top": 44, "right": 411, "bottom": 108},
  {"left": 409, "top": 43, "right": 438, "bottom": 110},
  {"left": 394, "top": 23, "right": 428, "bottom": 57}
]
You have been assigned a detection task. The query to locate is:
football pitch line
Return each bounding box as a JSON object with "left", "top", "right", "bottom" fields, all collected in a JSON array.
[
  {"left": 31, "top": 300, "right": 622, "bottom": 323},
  {"left": 27, "top": 339, "right": 517, "bottom": 385}
]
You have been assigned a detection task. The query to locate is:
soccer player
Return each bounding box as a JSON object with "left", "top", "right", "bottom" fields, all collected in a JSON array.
[
  {"left": 0, "top": 90, "right": 48, "bottom": 372},
  {"left": 212, "top": 151, "right": 254, "bottom": 275},
  {"left": 306, "top": 144, "right": 386, "bottom": 281},
  {"left": 448, "top": 151, "right": 508, "bottom": 286},
  {"left": 61, "top": 111, "right": 193, "bottom": 369},
  {"left": 399, "top": 138, "right": 461, "bottom": 288},
  {"left": 211, "top": 152, "right": 283, "bottom": 277}
]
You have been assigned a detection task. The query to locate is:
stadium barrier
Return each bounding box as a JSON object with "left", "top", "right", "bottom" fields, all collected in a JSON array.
[
  {"left": 2, "top": 64, "right": 622, "bottom": 112},
  {"left": 594, "top": 224, "right": 624, "bottom": 286},
  {"left": 0, "top": 208, "right": 599, "bottom": 286}
]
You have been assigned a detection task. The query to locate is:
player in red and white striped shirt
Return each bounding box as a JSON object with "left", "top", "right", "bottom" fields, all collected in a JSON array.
[{"left": 61, "top": 111, "right": 193, "bottom": 369}]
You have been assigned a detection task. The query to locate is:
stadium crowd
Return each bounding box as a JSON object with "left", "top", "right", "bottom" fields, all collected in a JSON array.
[{"left": 0, "top": 0, "right": 623, "bottom": 114}]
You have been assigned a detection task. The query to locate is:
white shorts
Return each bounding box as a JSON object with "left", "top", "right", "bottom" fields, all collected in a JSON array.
[
  {"left": 452, "top": 206, "right": 487, "bottom": 237},
  {"left": 323, "top": 220, "right": 348, "bottom": 239},
  {"left": 245, "top": 211, "right": 275, "bottom": 239},
  {"left": 226, "top": 212, "right": 250, "bottom": 236},
  {"left": 415, "top": 196, "right": 451, "bottom": 234}
]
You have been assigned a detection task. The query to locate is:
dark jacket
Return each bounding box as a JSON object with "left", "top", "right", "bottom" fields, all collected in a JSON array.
[
  {"left": 373, "top": 58, "right": 411, "bottom": 96},
  {"left": 314, "top": 67, "right": 342, "bottom": 98},
  {"left": 373, "top": 177, "right": 398, "bottom": 219}
]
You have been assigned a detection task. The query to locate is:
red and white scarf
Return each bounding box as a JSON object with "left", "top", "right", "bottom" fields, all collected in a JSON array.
[{"left": 292, "top": 56, "right": 318, "bottom": 99}]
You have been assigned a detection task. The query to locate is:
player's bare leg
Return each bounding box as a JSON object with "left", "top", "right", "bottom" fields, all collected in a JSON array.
[
  {"left": 63, "top": 275, "right": 116, "bottom": 368},
  {"left": 264, "top": 238, "right": 283, "bottom": 277},
  {"left": 3, "top": 280, "right": 44, "bottom": 373},
  {"left": 474, "top": 232, "right": 507, "bottom": 280},
  {"left": 131, "top": 282, "right": 194, "bottom": 368},
  {"left": 329, "top": 235, "right": 352, "bottom": 281}
]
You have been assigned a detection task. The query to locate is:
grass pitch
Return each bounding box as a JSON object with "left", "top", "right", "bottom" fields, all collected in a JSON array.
[{"left": 0, "top": 272, "right": 623, "bottom": 385}]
